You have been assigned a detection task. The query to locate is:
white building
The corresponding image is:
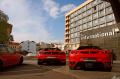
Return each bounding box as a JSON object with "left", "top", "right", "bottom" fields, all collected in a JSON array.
[{"left": 20, "top": 40, "right": 36, "bottom": 54}]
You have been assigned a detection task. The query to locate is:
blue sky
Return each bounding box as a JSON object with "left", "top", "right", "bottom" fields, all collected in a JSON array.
[{"left": 0, "top": 0, "right": 84, "bottom": 43}]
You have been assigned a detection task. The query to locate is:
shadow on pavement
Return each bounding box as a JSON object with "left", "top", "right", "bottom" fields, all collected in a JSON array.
[{"left": 0, "top": 62, "right": 64, "bottom": 76}]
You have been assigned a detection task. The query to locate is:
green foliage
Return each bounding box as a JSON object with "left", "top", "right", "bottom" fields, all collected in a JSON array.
[
  {"left": 0, "top": 21, "right": 10, "bottom": 43},
  {"left": 9, "top": 35, "right": 14, "bottom": 41}
]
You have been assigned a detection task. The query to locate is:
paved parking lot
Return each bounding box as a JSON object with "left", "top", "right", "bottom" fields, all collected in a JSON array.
[{"left": 0, "top": 59, "right": 120, "bottom": 79}]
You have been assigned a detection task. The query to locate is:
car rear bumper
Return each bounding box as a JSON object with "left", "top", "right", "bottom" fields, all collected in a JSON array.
[
  {"left": 69, "top": 61, "right": 112, "bottom": 69},
  {"left": 38, "top": 58, "right": 66, "bottom": 64}
]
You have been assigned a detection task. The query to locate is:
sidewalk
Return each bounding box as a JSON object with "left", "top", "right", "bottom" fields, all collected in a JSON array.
[{"left": 113, "top": 60, "right": 120, "bottom": 64}]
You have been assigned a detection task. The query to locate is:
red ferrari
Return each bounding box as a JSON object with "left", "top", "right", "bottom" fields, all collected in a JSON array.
[
  {"left": 0, "top": 44, "right": 23, "bottom": 71},
  {"left": 37, "top": 48, "right": 66, "bottom": 65},
  {"left": 69, "top": 46, "right": 112, "bottom": 71}
]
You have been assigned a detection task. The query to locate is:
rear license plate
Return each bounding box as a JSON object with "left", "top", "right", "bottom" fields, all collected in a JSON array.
[
  {"left": 47, "top": 56, "right": 56, "bottom": 59},
  {"left": 85, "top": 63, "right": 93, "bottom": 67},
  {"left": 84, "top": 59, "right": 96, "bottom": 62}
]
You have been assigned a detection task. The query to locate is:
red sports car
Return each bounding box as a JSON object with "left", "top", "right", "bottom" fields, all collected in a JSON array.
[
  {"left": 0, "top": 44, "right": 23, "bottom": 71},
  {"left": 69, "top": 46, "right": 112, "bottom": 71},
  {"left": 37, "top": 48, "right": 66, "bottom": 65}
]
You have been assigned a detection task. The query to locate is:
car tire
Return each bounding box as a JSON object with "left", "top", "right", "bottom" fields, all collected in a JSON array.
[
  {"left": 61, "top": 62, "right": 66, "bottom": 65},
  {"left": 0, "top": 61, "right": 3, "bottom": 71},
  {"left": 69, "top": 66, "right": 75, "bottom": 70},
  {"left": 38, "top": 60, "right": 43, "bottom": 65},
  {"left": 105, "top": 68, "right": 112, "bottom": 72},
  {"left": 19, "top": 57, "right": 23, "bottom": 65}
]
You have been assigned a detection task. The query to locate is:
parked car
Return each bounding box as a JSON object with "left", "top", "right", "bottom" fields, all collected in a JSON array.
[
  {"left": 69, "top": 46, "right": 112, "bottom": 71},
  {"left": 0, "top": 44, "right": 23, "bottom": 71},
  {"left": 36, "top": 48, "right": 66, "bottom": 65}
]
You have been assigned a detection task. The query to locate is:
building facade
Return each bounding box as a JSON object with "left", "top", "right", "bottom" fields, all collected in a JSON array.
[
  {"left": 65, "top": 0, "right": 120, "bottom": 60},
  {"left": 8, "top": 41, "right": 20, "bottom": 51},
  {"left": 65, "top": 0, "right": 116, "bottom": 50},
  {"left": 20, "top": 40, "right": 36, "bottom": 54}
]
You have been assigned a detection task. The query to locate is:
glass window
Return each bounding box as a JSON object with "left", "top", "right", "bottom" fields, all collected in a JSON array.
[
  {"left": 99, "top": 3, "right": 104, "bottom": 10},
  {"left": 82, "top": 12, "right": 86, "bottom": 17},
  {"left": 92, "top": 0, "right": 97, "bottom": 6},
  {"left": 78, "top": 14, "right": 82, "bottom": 19},
  {"left": 105, "top": 2, "right": 111, "bottom": 7},
  {"left": 87, "top": 21, "right": 92, "bottom": 28},
  {"left": 87, "top": 3, "right": 91, "bottom": 9},
  {"left": 106, "top": 14, "right": 114, "bottom": 22},
  {"left": 106, "top": 7, "right": 112, "bottom": 14},
  {"left": 76, "top": 26, "right": 79, "bottom": 31},
  {"left": 82, "top": 23, "right": 87, "bottom": 29},
  {"left": 83, "top": 6, "right": 86, "bottom": 12},
  {"left": 99, "top": 17, "right": 105, "bottom": 24},
  {"left": 82, "top": 18, "right": 87, "bottom": 23},
  {"left": 71, "top": 34, "right": 73, "bottom": 38},
  {"left": 88, "top": 15, "right": 92, "bottom": 21},
  {"left": 7, "top": 47, "right": 14, "bottom": 54},
  {"left": 86, "top": 9, "right": 92, "bottom": 15},
  {"left": 79, "top": 25, "right": 82, "bottom": 30},
  {"left": 93, "top": 12, "right": 98, "bottom": 19},
  {"left": 93, "top": 19, "right": 98, "bottom": 26},
  {"left": 75, "top": 32, "right": 77, "bottom": 37},
  {"left": 76, "top": 38, "right": 80, "bottom": 42},
  {"left": 78, "top": 9, "right": 82, "bottom": 14},
  {"left": 0, "top": 45, "right": 8, "bottom": 53},
  {"left": 78, "top": 20, "right": 82, "bottom": 25},
  {"left": 99, "top": 9, "right": 105, "bottom": 17},
  {"left": 74, "top": 11, "right": 78, "bottom": 16}
]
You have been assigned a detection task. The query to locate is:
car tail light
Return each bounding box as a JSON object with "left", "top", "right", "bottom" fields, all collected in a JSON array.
[
  {"left": 59, "top": 52, "right": 65, "bottom": 55},
  {"left": 70, "top": 51, "right": 74, "bottom": 54}
]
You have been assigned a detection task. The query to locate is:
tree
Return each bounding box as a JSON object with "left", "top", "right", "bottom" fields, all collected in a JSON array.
[
  {"left": 0, "top": 20, "right": 10, "bottom": 43},
  {"left": 9, "top": 35, "right": 14, "bottom": 41}
]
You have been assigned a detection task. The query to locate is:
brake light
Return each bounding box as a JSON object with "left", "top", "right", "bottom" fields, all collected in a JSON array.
[
  {"left": 70, "top": 51, "right": 78, "bottom": 54},
  {"left": 59, "top": 52, "right": 65, "bottom": 55}
]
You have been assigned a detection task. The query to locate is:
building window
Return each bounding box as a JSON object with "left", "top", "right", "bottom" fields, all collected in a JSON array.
[
  {"left": 105, "top": 2, "right": 111, "bottom": 7},
  {"left": 78, "top": 14, "right": 82, "bottom": 19},
  {"left": 93, "top": 12, "right": 98, "bottom": 19},
  {"left": 99, "top": 16, "right": 105, "bottom": 24},
  {"left": 82, "top": 23, "right": 87, "bottom": 30},
  {"left": 82, "top": 6, "right": 86, "bottom": 12},
  {"left": 87, "top": 3, "right": 91, "bottom": 9},
  {"left": 99, "top": 3, "right": 104, "bottom": 10},
  {"left": 99, "top": 9, "right": 105, "bottom": 17},
  {"left": 105, "top": 7, "right": 112, "bottom": 14},
  {"left": 92, "top": 0, "right": 97, "bottom": 6},
  {"left": 86, "top": 9, "right": 92, "bottom": 15},
  {"left": 79, "top": 25, "right": 82, "bottom": 31},
  {"left": 75, "top": 32, "right": 77, "bottom": 37},
  {"left": 78, "top": 9, "right": 82, "bottom": 14},
  {"left": 87, "top": 21, "right": 92, "bottom": 28},
  {"left": 87, "top": 15, "right": 92, "bottom": 22},
  {"left": 93, "top": 6, "right": 97, "bottom": 11},
  {"left": 76, "top": 26, "right": 79, "bottom": 31},
  {"left": 82, "top": 18, "right": 87, "bottom": 23},
  {"left": 93, "top": 19, "right": 98, "bottom": 26},
  {"left": 106, "top": 14, "right": 114, "bottom": 22},
  {"left": 78, "top": 20, "right": 82, "bottom": 25},
  {"left": 82, "top": 12, "right": 86, "bottom": 17}
]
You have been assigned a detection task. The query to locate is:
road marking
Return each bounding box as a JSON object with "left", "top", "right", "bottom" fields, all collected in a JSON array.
[
  {"left": 2, "top": 69, "right": 42, "bottom": 73},
  {"left": 52, "top": 67, "right": 81, "bottom": 79}
]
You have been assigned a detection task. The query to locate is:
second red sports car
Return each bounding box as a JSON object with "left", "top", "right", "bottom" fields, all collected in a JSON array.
[
  {"left": 36, "top": 48, "right": 66, "bottom": 65},
  {"left": 69, "top": 46, "right": 112, "bottom": 71},
  {"left": 0, "top": 44, "right": 23, "bottom": 71}
]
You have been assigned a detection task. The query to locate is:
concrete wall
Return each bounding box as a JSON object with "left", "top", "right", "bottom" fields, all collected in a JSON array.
[{"left": 80, "top": 24, "right": 120, "bottom": 60}]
